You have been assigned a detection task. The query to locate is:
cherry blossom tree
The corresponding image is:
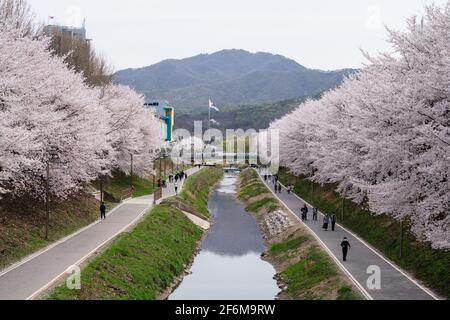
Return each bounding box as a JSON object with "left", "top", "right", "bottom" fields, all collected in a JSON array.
[
  {"left": 0, "top": 25, "right": 111, "bottom": 200},
  {"left": 0, "top": 2, "right": 163, "bottom": 200},
  {"left": 272, "top": 3, "right": 450, "bottom": 249},
  {"left": 100, "top": 84, "right": 162, "bottom": 177}
]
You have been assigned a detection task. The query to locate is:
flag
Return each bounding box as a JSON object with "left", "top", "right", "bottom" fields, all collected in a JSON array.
[{"left": 209, "top": 99, "right": 219, "bottom": 112}]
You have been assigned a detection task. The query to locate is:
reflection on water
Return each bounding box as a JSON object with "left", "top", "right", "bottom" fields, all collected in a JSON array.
[{"left": 170, "top": 173, "right": 279, "bottom": 300}]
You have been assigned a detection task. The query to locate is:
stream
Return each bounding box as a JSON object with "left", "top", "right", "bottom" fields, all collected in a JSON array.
[{"left": 169, "top": 172, "right": 279, "bottom": 300}]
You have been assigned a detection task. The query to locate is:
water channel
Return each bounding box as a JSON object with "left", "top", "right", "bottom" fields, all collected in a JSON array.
[{"left": 170, "top": 172, "right": 279, "bottom": 300}]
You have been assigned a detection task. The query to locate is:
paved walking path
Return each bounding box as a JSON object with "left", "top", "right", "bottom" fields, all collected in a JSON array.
[
  {"left": 0, "top": 167, "right": 201, "bottom": 300},
  {"left": 258, "top": 169, "right": 438, "bottom": 300}
]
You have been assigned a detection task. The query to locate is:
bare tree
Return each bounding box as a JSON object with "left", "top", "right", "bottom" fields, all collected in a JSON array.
[
  {"left": 46, "top": 26, "right": 113, "bottom": 87},
  {"left": 0, "top": 0, "right": 40, "bottom": 36}
]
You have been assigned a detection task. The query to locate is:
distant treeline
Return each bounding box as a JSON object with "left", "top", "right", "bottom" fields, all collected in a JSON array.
[{"left": 174, "top": 95, "right": 320, "bottom": 133}]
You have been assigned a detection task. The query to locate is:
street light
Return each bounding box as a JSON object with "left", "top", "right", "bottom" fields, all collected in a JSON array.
[
  {"left": 130, "top": 153, "right": 134, "bottom": 192},
  {"left": 44, "top": 148, "right": 65, "bottom": 240}
]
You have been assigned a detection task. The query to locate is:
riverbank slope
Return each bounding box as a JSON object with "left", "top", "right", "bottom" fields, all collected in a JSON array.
[
  {"left": 239, "top": 168, "right": 362, "bottom": 300},
  {"left": 277, "top": 167, "right": 449, "bottom": 299},
  {"left": 47, "top": 167, "right": 223, "bottom": 300}
]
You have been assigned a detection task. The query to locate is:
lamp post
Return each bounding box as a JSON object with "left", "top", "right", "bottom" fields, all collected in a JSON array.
[
  {"left": 45, "top": 162, "right": 50, "bottom": 240},
  {"left": 164, "top": 152, "right": 167, "bottom": 177},
  {"left": 400, "top": 219, "right": 404, "bottom": 258},
  {"left": 152, "top": 152, "right": 156, "bottom": 189},
  {"left": 159, "top": 148, "right": 168, "bottom": 181},
  {"left": 44, "top": 148, "right": 62, "bottom": 240},
  {"left": 130, "top": 153, "right": 134, "bottom": 192}
]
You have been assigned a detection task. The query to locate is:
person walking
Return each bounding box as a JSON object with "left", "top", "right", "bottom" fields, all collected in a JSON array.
[
  {"left": 330, "top": 212, "right": 337, "bottom": 231},
  {"left": 341, "top": 237, "right": 351, "bottom": 261},
  {"left": 100, "top": 202, "right": 107, "bottom": 220},
  {"left": 313, "top": 207, "right": 318, "bottom": 221},
  {"left": 302, "top": 204, "right": 308, "bottom": 221},
  {"left": 323, "top": 214, "right": 329, "bottom": 230},
  {"left": 174, "top": 182, "right": 179, "bottom": 195}
]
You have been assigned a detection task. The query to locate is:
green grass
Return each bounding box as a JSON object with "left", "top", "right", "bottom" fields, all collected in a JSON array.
[
  {"left": 269, "top": 236, "right": 311, "bottom": 255},
  {"left": 240, "top": 168, "right": 260, "bottom": 185},
  {"left": 282, "top": 246, "right": 337, "bottom": 298},
  {"left": 239, "top": 169, "right": 272, "bottom": 200},
  {"left": 239, "top": 169, "right": 279, "bottom": 213},
  {"left": 268, "top": 236, "right": 362, "bottom": 300},
  {"left": 246, "top": 197, "right": 277, "bottom": 212},
  {"left": 95, "top": 171, "right": 156, "bottom": 201},
  {"left": 171, "top": 167, "right": 224, "bottom": 219},
  {"left": 0, "top": 195, "right": 103, "bottom": 270},
  {"left": 48, "top": 204, "right": 203, "bottom": 300},
  {"left": 337, "top": 286, "right": 361, "bottom": 300},
  {"left": 239, "top": 168, "right": 362, "bottom": 300},
  {"left": 278, "top": 167, "right": 450, "bottom": 298}
]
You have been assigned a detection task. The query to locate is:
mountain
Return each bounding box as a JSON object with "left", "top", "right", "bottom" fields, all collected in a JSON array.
[{"left": 114, "top": 49, "right": 355, "bottom": 112}]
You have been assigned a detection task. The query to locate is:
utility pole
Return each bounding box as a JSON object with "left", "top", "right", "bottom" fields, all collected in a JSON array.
[
  {"left": 152, "top": 157, "right": 156, "bottom": 189},
  {"left": 400, "top": 219, "right": 404, "bottom": 258},
  {"left": 159, "top": 150, "right": 163, "bottom": 180},
  {"left": 100, "top": 177, "right": 104, "bottom": 203},
  {"left": 130, "top": 153, "right": 134, "bottom": 191},
  {"left": 45, "top": 162, "right": 50, "bottom": 240},
  {"left": 164, "top": 154, "right": 167, "bottom": 177}
]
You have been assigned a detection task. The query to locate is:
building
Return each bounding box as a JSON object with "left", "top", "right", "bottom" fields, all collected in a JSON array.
[
  {"left": 44, "top": 23, "right": 87, "bottom": 41},
  {"left": 144, "top": 100, "right": 175, "bottom": 142}
]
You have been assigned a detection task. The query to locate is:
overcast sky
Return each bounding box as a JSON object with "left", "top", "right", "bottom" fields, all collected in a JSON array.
[{"left": 28, "top": 0, "right": 448, "bottom": 71}]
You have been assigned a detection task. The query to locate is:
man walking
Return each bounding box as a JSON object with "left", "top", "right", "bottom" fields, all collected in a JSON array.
[
  {"left": 313, "top": 207, "right": 318, "bottom": 221},
  {"left": 174, "top": 182, "right": 179, "bottom": 195},
  {"left": 323, "top": 214, "right": 329, "bottom": 230},
  {"left": 330, "top": 212, "right": 337, "bottom": 231},
  {"left": 100, "top": 202, "right": 106, "bottom": 220},
  {"left": 341, "top": 237, "right": 351, "bottom": 261},
  {"left": 301, "top": 204, "right": 308, "bottom": 221}
]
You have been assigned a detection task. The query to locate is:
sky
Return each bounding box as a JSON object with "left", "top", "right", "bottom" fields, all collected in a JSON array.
[{"left": 28, "top": 0, "right": 448, "bottom": 72}]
